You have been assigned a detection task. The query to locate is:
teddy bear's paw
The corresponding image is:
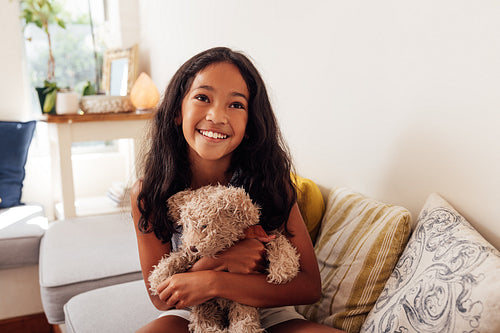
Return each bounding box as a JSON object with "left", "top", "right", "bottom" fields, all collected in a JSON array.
[
  {"left": 266, "top": 234, "right": 300, "bottom": 284},
  {"left": 228, "top": 321, "right": 263, "bottom": 333},
  {"left": 190, "top": 301, "right": 228, "bottom": 333},
  {"left": 227, "top": 303, "right": 262, "bottom": 333},
  {"left": 189, "top": 323, "right": 227, "bottom": 333}
]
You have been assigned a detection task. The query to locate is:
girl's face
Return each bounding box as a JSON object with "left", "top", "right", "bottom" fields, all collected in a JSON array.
[{"left": 179, "top": 62, "right": 249, "bottom": 167}]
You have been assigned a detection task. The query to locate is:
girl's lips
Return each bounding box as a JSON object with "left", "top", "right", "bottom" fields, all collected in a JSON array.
[{"left": 198, "top": 129, "right": 228, "bottom": 139}]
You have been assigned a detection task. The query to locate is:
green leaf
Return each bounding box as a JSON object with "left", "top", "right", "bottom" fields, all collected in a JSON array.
[
  {"left": 56, "top": 18, "right": 66, "bottom": 29},
  {"left": 82, "top": 81, "right": 96, "bottom": 96}
]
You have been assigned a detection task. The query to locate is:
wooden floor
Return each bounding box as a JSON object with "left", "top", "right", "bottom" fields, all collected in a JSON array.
[{"left": 0, "top": 313, "right": 60, "bottom": 333}]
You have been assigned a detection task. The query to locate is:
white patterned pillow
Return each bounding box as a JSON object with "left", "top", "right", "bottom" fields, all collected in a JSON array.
[{"left": 361, "top": 193, "right": 500, "bottom": 333}]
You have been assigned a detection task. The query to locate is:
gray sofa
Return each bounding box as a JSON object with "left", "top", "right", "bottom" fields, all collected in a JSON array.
[
  {"left": 0, "top": 204, "right": 47, "bottom": 269},
  {"left": 44, "top": 190, "right": 500, "bottom": 333},
  {"left": 38, "top": 212, "right": 143, "bottom": 324}
]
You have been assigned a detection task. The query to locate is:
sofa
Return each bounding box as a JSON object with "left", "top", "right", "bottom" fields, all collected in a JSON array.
[
  {"left": 40, "top": 179, "right": 500, "bottom": 332},
  {"left": 0, "top": 120, "right": 49, "bottom": 321},
  {"left": 0, "top": 120, "right": 46, "bottom": 269}
]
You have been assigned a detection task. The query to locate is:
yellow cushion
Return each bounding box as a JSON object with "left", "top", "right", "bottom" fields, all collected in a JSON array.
[
  {"left": 296, "top": 187, "right": 411, "bottom": 333},
  {"left": 291, "top": 174, "right": 325, "bottom": 244}
]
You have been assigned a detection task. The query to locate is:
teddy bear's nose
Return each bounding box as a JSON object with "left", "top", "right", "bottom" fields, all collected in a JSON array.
[{"left": 190, "top": 246, "right": 198, "bottom": 253}]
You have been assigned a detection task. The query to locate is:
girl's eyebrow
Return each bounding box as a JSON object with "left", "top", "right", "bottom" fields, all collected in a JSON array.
[{"left": 194, "top": 85, "right": 248, "bottom": 102}]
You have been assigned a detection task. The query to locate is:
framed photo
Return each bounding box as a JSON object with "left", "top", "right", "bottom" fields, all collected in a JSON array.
[{"left": 102, "top": 44, "right": 138, "bottom": 96}]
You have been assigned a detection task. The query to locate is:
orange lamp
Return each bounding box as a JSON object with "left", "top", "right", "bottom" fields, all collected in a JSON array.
[{"left": 130, "top": 72, "right": 160, "bottom": 110}]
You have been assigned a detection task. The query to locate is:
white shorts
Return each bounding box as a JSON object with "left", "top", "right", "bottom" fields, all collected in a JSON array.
[{"left": 158, "top": 305, "right": 305, "bottom": 329}]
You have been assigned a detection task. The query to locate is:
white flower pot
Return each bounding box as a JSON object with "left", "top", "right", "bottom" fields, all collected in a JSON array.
[{"left": 56, "top": 90, "right": 80, "bottom": 114}]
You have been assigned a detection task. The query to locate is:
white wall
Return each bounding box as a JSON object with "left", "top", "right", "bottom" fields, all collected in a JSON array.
[
  {"left": 137, "top": 0, "right": 500, "bottom": 249},
  {"left": 0, "top": 1, "right": 32, "bottom": 121}
]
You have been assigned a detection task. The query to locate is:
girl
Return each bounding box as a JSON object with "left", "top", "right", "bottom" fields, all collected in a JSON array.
[{"left": 132, "top": 47, "right": 343, "bottom": 332}]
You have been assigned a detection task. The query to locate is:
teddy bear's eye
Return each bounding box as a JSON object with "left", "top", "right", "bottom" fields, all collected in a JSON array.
[{"left": 201, "top": 225, "right": 207, "bottom": 230}]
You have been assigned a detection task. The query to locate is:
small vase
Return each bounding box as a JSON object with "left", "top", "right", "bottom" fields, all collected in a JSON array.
[{"left": 56, "top": 89, "right": 80, "bottom": 114}]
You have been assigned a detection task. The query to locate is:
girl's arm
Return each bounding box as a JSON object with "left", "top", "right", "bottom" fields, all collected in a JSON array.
[
  {"left": 156, "top": 202, "right": 322, "bottom": 309},
  {"left": 131, "top": 180, "right": 173, "bottom": 310}
]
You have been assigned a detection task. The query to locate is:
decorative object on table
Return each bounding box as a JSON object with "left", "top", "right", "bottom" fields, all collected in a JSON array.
[
  {"left": 361, "top": 193, "right": 500, "bottom": 333},
  {"left": 55, "top": 88, "right": 79, "bottom": 114},
  {"left": 0, "top": 121, "right": 36, "bottom": 208},
  {"left": 130, "top": 72, "right": 160, "bottom": 110},
  {"left": 79, "top": 95, "right": 134, "bottom": 114},
  {"left": 14, "top": 0, "right": 66, "bottom": 114},
  {"left": 36, "top": 80, "right": 59, "bottom": 114},
  {"left": 149, "top": 185, "right": 300, "bottom": 333},
  {"left": 102, "top": 45, "right": 138, "bottom": 96}
]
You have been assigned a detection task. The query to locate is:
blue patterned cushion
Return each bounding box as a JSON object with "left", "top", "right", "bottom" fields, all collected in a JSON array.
[
  {"left": 361, "top": 193, "right": 500, "bottom": 333},
  {"left": 0, "top": 121, "right": 36, "bottom": 208}
]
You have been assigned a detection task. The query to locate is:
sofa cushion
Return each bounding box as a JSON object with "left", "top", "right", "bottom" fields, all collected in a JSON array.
[
  {"left": 0, "top": 121, "right": 36, "bottom": 209},
  {"left": 39, "top": 212, "right": 143, "bottom": 324},
  {"left": 297, "top": 187, "right": 411, "bottom": 333},
  {"left": 292, "top": 174, "right": 325, "bottom": 244},
  {"left": 64, "top": 280, "right": 162, "bottom": 333},
  {"left": 0, "top": 204, "right": 47, "bottom": 268},
  {"left": 361, "top": 193, "right": 500, "bottom": 333}
]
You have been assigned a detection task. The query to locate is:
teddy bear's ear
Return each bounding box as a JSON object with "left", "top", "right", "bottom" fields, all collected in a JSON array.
[{"left": 167, "top": 189, "right": 192, "bottom": 221}]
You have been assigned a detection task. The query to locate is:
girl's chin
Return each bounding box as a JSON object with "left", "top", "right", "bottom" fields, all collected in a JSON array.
[{"left": 189, "top": 148, "right": 233, "bottom": 163}]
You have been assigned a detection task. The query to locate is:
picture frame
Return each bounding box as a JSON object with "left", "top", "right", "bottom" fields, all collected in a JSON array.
[{"left": 101, "top": 44, "right": 138, "bottom": 96}]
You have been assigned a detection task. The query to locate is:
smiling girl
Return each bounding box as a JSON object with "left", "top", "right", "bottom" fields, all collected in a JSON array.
[{"left": 132, "top": 47, "right": 344, "bottom": 333}]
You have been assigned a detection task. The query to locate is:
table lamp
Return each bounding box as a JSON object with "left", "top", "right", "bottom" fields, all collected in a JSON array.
[{"left": 130, "top": 72, "right": 160, "bottom": 110}]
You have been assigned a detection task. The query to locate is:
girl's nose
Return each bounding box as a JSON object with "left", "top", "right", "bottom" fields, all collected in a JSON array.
[{"left": 206, "top": 105, "right": 228, "bottom": 124}]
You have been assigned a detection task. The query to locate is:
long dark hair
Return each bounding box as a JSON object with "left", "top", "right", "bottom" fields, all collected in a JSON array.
[{"left": 137, "top": 47, "right": 296, "bottom": 243}]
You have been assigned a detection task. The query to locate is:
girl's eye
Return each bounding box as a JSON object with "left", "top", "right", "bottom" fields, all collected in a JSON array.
[
  {"left": 195, "top": 94, "right": 209, "bottom": 103},
  {"left": 230, "top": 102, "right": 246, "bottom": 110}
]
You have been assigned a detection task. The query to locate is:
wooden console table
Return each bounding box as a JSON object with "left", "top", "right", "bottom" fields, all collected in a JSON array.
[{"left": 41, "top": 111, "right": 154, "bottom": 219}]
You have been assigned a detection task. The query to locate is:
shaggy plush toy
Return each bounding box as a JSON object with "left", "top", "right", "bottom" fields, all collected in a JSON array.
[{"left": 149, "top": 185, "right": 300, "bottom": 333}]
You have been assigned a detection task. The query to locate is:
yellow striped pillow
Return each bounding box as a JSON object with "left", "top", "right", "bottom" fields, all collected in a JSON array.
[{"left": 296, "top": 187, "right": 411, "bottom": 333}]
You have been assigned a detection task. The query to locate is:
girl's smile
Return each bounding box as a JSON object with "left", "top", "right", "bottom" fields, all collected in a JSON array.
[
  {"left": 198, "top": 129, "right": 228, "bottom": 140},
  {"left": 179, "top": 62, "right": 249, "bottom": 168}
]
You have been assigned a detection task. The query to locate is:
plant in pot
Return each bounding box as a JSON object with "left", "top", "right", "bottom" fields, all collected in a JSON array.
[{"left": 14, "top": 0, "right": 66, "bottom": 114}]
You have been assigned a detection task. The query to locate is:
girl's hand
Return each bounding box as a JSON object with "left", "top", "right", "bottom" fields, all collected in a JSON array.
[
  {"left": 189, "top": 238, "right": 269, "bottom": 274},
  {"left": 157, "top": 271, "right": 216, "bottom": 309},
  {"left": 241, "top": 225, "right": 276, "bottom": 243},
  {"left": 221, "top": 238, "right": 268, "bottom": 274}
]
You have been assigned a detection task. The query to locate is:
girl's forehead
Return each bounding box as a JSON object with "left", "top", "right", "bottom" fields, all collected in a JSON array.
[{"left": 190, "top": 62, "right": 249, "bottom": 98}]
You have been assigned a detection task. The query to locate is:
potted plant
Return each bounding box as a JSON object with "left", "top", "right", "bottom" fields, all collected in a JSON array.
[{"left": 13, "top": 0, "right": 66, "bottom": 113}]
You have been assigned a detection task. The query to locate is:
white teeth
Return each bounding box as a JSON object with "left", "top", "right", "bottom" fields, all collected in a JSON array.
[{"left": 200, "top": 130, "right": 227, "bottom": 139}]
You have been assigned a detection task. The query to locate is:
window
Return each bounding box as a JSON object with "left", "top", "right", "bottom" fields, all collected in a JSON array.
[{"left": 22, "top": 0, "right": 116, "bottom": 155}]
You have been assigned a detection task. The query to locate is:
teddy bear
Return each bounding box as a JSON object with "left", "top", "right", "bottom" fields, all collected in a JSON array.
[{"left": 148, "top": 184, "right": 301, "bottom": 333}]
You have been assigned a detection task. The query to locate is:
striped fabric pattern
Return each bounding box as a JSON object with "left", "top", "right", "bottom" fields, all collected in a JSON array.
[{"left": 296, "top": 187, "right": 411, "bottom": 333}]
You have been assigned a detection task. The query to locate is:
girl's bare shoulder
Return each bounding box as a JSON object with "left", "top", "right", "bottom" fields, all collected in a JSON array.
[{"left": 130, "top": 179, "right": 143, "bottom": 201}]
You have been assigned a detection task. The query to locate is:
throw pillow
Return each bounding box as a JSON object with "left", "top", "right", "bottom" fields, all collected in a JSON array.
[
  {"left": 361, "top": 193, "right": 500, "bottom": 333},
  {"left": 0, "top": 121, "right": 36, "bottom": 208},
  {"left": 297, "top": 187, "right": 411, "bottom": 333},
  {"left": 291, "top": 174, "right": 325, "bottom": 244}
]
